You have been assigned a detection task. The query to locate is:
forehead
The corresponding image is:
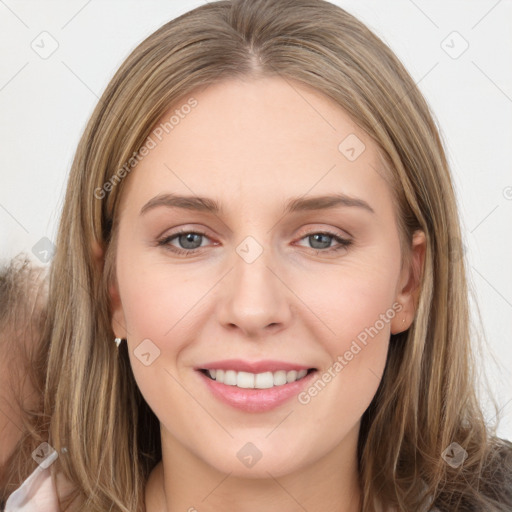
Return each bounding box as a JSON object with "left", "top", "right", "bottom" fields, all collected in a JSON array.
[{"left": 119, "top": 76, "right": 396, "bottom": 218}]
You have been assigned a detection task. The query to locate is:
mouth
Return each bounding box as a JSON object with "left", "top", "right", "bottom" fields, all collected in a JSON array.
[
  {"left": 198, "top": 367, "right": 317, "bottom": 389},
  {"left": 196, "top": 366, "right": 319, "bottom": 413}
]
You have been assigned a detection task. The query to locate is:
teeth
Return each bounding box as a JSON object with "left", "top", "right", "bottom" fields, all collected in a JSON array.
[
  {"left": 224, "top": 370, "right": 237, "bottom": 386},
  {"left": 254, "top": 372, "right": 273, "bottom": 389},
  {"left": 205, "top": 368, "right": 309, "bottom": 388},
  {"left": 238, "top": 371, "right": 255, "bottom": 388},
  {"left": 287, "top": 370, "right": 298, "bottom": 383}
]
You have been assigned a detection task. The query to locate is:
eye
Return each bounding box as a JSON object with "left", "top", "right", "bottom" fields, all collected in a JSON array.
[
  {"left": 157, "top": 229, "right": 212, "bottom": 256},
  {"left": 295, "top": 231, "right": 352, "bottom": 254},
  {"left": 156, "top": 229, "right": 352, "bottom": 256}
]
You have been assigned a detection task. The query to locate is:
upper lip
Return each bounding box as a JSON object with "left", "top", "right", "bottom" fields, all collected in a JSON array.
[{"left": 196, "top": 359, "right": 316, "bottom": 373}]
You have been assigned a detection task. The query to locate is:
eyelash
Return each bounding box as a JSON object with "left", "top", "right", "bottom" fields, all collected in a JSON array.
[{"left": 156, "top": 228, "right": 352, "bottom": 256}]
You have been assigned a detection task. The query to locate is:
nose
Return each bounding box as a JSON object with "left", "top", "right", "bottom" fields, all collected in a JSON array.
[{"left": 216, "top": 242, "right": 292, "bottom": 338}]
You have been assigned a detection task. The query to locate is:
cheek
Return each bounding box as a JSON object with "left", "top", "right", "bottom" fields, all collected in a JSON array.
[
  {"left": 291, "top": 250, "right": 400, "bottom": 409},
  {"left": 336, "top": 273, "right": 397, "bottom": 345},
  {"left": 117, "top": 255, "right": 213, "bottom": 406},
  {"left": 118, "top": 254, "right": 207, "bottom": 342},
  {"left": 118, "top": 258, "right": 198, "bottom": 425},
  {"left": 297, "top": 258, "right": 399, "bottom": 348}
]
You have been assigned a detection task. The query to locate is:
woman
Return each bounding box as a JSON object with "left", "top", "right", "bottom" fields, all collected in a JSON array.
[{"left": 1, "top": 0, "right": 511, "bottom": 510}]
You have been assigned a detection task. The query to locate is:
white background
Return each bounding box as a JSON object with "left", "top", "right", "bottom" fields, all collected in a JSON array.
[{"left": 0, "top": 0, "right": 511, "bottom": 441}]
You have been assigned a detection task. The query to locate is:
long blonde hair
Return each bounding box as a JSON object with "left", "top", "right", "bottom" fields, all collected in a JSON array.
[{"left": 2, "top": 0, "right": 511, "bottom": 510}]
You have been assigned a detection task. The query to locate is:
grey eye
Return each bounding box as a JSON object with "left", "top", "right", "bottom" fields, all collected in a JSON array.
[
  {"left": 177, "top": 233, "right": 203, "bottom": 249},
  {"left": 307, "top": 233, "right": 333, "bottom": 250}
]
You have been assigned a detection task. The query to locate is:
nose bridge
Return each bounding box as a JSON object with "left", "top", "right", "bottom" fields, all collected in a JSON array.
[{"left": 217, "top": 232, "right": 291, "bottom": 334}]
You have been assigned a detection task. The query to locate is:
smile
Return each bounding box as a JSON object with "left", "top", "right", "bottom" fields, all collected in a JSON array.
[
  {"left": 196, "top": 367, "right": 318, "bottom": 413},
  {"left": 200, "top": 368, "right": 313, "bottom": 389}
]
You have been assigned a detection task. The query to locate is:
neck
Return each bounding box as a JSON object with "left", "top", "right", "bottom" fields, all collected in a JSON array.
[{"left": 146, "top": 423, "right": 363, "bottom": 512}]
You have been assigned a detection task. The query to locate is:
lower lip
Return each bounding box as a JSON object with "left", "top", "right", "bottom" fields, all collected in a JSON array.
[{"left": 197, "top": 370, "right": 317, "bottom": 412}]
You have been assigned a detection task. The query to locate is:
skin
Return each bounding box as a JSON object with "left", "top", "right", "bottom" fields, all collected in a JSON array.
[{"left": 107, "top": 76, "right": 426, "bottom": 512}]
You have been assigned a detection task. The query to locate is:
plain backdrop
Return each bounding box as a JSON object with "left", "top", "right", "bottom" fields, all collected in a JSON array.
[{"left": 0, "top": 0, "right": 511, "bottom": 441}]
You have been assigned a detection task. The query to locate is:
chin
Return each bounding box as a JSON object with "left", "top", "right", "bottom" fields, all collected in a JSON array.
[{"left": 199, "top": 439, "right": 312, "bottom": 479}]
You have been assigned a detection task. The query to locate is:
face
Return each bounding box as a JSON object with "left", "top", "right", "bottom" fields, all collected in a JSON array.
[{"left": 109, "top": 76, "right": 424, "bottom": 478}]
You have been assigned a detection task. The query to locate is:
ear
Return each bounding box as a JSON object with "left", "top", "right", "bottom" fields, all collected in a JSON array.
[
  {"left": 390, "top": 229, "right": 426, "bottom": 334},
  {"left": 91, "top": 238, "right": 104, "bottom": 272},
  {"left": 92, "top": 239, "right": 127, "bottom": 339},
  {"left": 109, "top": 279, "right": 128, "bottom": 339}
]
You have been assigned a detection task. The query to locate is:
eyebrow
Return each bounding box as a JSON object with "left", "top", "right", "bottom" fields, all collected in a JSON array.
[{"left": 139, "top": 192, "right": 375, "bottom": 216}]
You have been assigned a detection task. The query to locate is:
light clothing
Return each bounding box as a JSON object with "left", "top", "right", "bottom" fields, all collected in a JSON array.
[{"left": 4, "top": 451, "right": 59, "bottom": 511}]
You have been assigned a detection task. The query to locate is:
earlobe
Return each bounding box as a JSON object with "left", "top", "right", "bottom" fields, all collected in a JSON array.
[{"left": 390, "top": 230, "right": 426, "bottom": 334}]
